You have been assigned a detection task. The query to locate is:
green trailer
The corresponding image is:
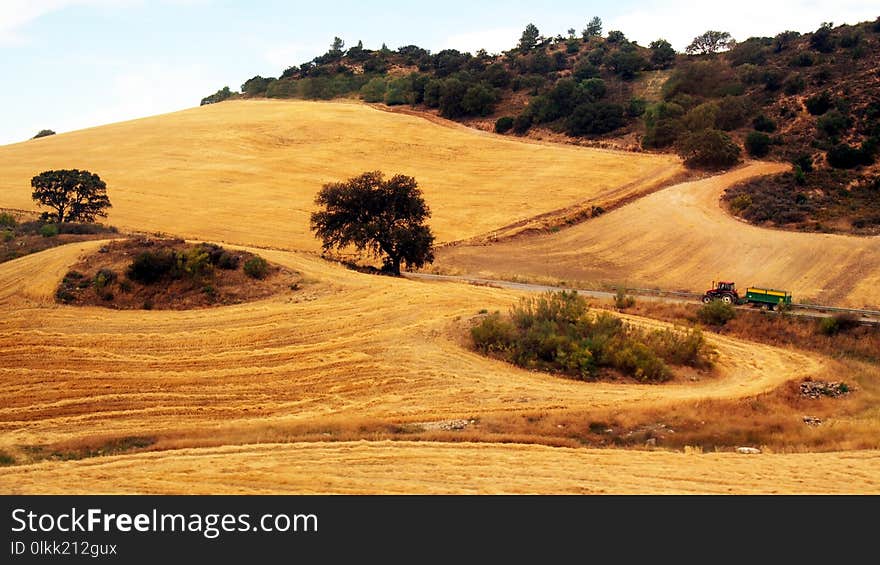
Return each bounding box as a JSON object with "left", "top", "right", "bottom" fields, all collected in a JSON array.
[{"left": 743, "top": 286, "right": 792, "bottom": 310}]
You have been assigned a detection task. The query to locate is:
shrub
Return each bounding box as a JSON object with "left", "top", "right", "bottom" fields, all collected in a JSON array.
[
  {"left": 827, "top": 143, "right": 873, "bottom": 169},
  {"left": 178, "top": 247, "right": 213, "bottom": 280},
  {"left": 753, "top": 115, "right": 777, "bottom": 133},
  {"left": 0, "top": 213, "right": 15, "bottom": 228},
  {"left": 783, "top": 75, "right": 806, "bottom": 95},
  {"left": 789, "top": 52, "right": 815, "bottom": 67},
  {"left": 93, "top": 268, "right": 117, "bottom": 290},
  {"left": 565, "top": 102, "right": 625, "bottom": 136},
  {"left": 471, "top": 312, "right": 516, "bottom": 353},
  {"left": 216, "top": 251, "right": 240, "bottom": 270},
  {"left": 470, "top": 291, "right": 713, "bottom": 382},
  {"left": 646, "top": 327, "right": 715, "bottom": 368},
  {"left": 697, "top": 300, "right": 736, "bottom": 326},
  {"left": 745, "top": 131, "right": 772, "bottom": 157},
  {"left": 0, "top": 451, "right": 14, "bottom": 466},
  {"left": 2, "top": 230, "right": 13, "bottom": 242},
  {"left": 677, "top": 129, "right": 742, "bottom": 170},
  {"left": 32, "top": 129, "right": 56, "bottom": 139},
  {"left": 360, "top": 77, "right": 387, "bottom": 103},
  {"left": 512, "top": 112, "right": 533, "bottom": 134},
  {"left": 614, "top": 288, "right": 635, "bottom": 309},
  {"left": 817, "top": 313, "right": 860, "bottom": 336},
  {"left": 39, "top": 224, "right": 59, "bottom": 238},
  {"left": 805, "top": 92, "right": 832, "bottom": 116},
  {"left": 809, "top": 22, "right": 836, "bottom": 53},
  {"left": 817, "top": 110, "right": 851, "bottom": 137},
  {"left": 55, "top": 288, "right": 75, "bottom": 303},
  {"left": 126, "top": 250, "right": 177, "bottom": 284},
  {"left": 243, "top": 256, "right": 269, "bottom": 279},
  {"left": 715, "top": 97, "right": 750, "bottom": 131},
  {"left": 495, "top": 116, "right": 515, "bottom": 133}
]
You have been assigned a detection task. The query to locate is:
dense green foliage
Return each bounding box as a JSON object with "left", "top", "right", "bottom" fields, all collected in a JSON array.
[
  {"left": 310, "top": 171, "right": 435, "bottom": 275},
  {"left": 471, "top": 291, "right": 715, "bottom": 382},
  {"left": 31, "top": 169, "right": 111, "bottom": 223},
  {"left": 696, "top": 301, "right": 737, "bottom": 326}
]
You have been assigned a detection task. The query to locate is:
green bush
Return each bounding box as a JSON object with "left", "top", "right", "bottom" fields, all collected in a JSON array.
[
  {"left": 677, "top": 129, "right": 742, "bottom": 170},
  {"left": 360, "top": 77, "right": 387, "bottom": 103},
  {"left": 2, "top": 230, "right": 13, "bottom": 242},
  {"left": 697, "top": 300, "right": 737, "bottom": 326},
  {"left": 93, "top": 268, "right": 117, "bottom": 291},
  {"left": 805, "top": 92, "right": 832, "bottom": 115},
  {"left": 817, "top": 110, "right": 851, "bottom": 137},
  {"left": 243, "top": 256, "right": 269, "bottom": 279},
  {"left": 753, "top": 115, "right": 777, "bottom": 133},
  {"left": 470, "top": 291, "right": 714, "bottom": 382},
  {"left": 495, "top": 116, "right": 515, "bottom": 134},
  {"left": 614, "top": 288, "right": 635, "bottom": 309},
  {"left": 0, "top": 213, "right": 15, "bottom": 228},
  {"left": 126, "top": 250, "right": 178, "bottom": 284},
  {"left": 471, "top": 312, "right": 516, "bottom": 353},
  {"left": 745, "top": 131, "right": 772, "bottom": 157},
  {"left": 39, "top": 224, "right": 59, "bottom": 238},
  {"left": 817, "top": 313, "right": 860, "bottom": 336}
]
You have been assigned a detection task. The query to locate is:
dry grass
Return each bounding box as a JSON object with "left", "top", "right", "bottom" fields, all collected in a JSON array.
[
  {"left": 0, "top": 241, "right": 852, "bottom": 493},
  {"left": 1, "top": 441, "right": 877, "bottom": 494},
  {"left": 437, "top": 161, "right": 880, "bottom": 309},
  {"left": 0, "top": 99, "right": 681, "bottom": 251}
]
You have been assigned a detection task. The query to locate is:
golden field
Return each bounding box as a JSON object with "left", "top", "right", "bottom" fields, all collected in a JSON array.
[
  {"left": 3, "top": 442, "right": 878, "bottom": 494},
  {"left": 0, "top": 99, "right": 681, "bottom": 249},
  {"left": 437, "top": 161, "right": 880, "bottom": 309},
  {"left": 0, "top": 100, "right": 878, "bottom": 494}
]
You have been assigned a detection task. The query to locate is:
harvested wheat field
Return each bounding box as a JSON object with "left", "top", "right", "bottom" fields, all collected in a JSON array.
[
  {"left": 0, "top": 99, "right": 681, "bottom": 250},
  {"left": 437, "top": 161, "right": 880, "bottom": 308},
  {"left": 2, "top": 442, "right": 878, "bottom": 494},
  {"left": 0, "top": 241, "right": 824, "bottom": 449}
]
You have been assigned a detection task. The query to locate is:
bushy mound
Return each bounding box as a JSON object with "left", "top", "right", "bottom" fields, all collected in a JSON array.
[{"left": 55, "top": 238, "right": 300, "bottom": 310}]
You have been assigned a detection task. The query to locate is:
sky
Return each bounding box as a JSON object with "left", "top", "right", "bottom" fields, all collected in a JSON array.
[{"left": 1, "top": 0, "right": 877, "bottom": 145}]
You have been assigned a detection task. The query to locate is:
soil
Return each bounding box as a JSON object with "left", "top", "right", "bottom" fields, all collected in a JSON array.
[{"left": 56, "top": 238, "right": 300, "bottom": 310}]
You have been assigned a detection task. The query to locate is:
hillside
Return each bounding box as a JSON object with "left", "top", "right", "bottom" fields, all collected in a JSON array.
[
  {"left": 2, "top": 100, "right": 681, "bottom": 251},
  {"left": 436, "top": 161, "right": 880, "bottom": 309},
  {"left": 204, "top": 17, "right": 880, "bottom": 233}
]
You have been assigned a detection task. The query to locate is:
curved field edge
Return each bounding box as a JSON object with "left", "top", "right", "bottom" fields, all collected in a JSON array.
[
  {"left": 1, "top": 441, "right": 877, "bottom": 494},
  {"left": 435, "top": 161, "right": 880, "bottom": 309},
  {"left": 0, "top": 241, "right": 825, "bottom": 449}
]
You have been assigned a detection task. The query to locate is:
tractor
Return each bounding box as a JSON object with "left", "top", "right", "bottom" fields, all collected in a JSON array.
[
  {"left": 702, "top": 281, "right": 793, "bottom": 310},
  {"left": 702, "top": 281, "right": 739, "bottom": 305}
]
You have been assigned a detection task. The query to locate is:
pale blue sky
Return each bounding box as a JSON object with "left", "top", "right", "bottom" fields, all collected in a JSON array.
[{"left": 1, "top": 0, "right": 876, "bottom": 145}]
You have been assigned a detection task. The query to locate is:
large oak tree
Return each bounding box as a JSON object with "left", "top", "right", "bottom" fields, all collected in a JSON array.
[
  {"left": 310, "top": 171, "right": 435, "bottom": 275},
  {"left": 31, "top": 169, "right": 111, "bottom": 223}
]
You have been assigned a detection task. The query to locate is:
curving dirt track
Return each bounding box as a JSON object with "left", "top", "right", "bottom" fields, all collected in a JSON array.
[
  {"left": 2, "top": 442, "right": 877, "bottom": 494},
  {"left": 1, "top": 242, "right": 823, "bottom": 453},
  {"left": 437, "top": 162, "right": 880, "bottom": 308},
  {"left": 0, "top": 99, "right": 681, "bottom": 250}
]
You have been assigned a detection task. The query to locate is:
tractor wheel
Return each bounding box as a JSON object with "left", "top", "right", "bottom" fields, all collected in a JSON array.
[
  {"left": 702, "top": 295, "right": 712, "bottom": 304},
  {"left": 721, "top": 295, "right": 733, "bottom": 305}
]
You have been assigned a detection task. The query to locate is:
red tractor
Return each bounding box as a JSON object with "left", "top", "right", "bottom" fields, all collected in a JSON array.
[{"left": 702, "top": 281, "right": 740, "bottom": 305}]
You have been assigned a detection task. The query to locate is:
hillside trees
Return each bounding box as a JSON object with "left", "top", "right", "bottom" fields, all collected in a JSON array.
[
  {"left": 686, "top": 31, "right": 733, "bottom": 55},
  {"left": 31, "top": 169, "right": 112, "bottom": 223},
  {"left": 310, "top": 171, "right": 435, "bottom": 275},
  {"left": 649, "top": 39, "right": 676, "bottom": 68},
  {"left": 583, "top": 17, "right": 602, "bottom": 40},
  {"left": 200, "top": 86, "right": 235, "bottom": 106},
  {"left": 676, "top": 129, "right": 742, "bottom": 169},
  {"left": 519, "top": 24, "right": 541, "bottom": 52}
]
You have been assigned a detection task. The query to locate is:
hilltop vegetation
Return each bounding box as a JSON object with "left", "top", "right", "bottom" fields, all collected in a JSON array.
[{"left": 202, "top": 16, "right": 880, "bottom": 232}]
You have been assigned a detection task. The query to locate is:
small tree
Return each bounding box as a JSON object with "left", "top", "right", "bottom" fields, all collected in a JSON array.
[
  {"left": 310, "top": 171, "right": 435, "bottom": 275},
  {"left": 519, "top": 23, "right": 540, "bottom": 52},
  {"left": 31, "top": 169, "right": 111, "bottom": 223},
  {"left": 32, "top": 129, "right": 56, "bottom": 139},
  {"left": 745, "top": 131, "right": 772, "bottom": 157},
  {"left": 649, "top": 39, "right": 676, "bottom": 68},
  {"left": 583, "top": 17, "right": 602, "bottom": 40},
  {"left": 686, "top": 31, "right": 733, "bottom": 55},
  {"left": 676, "top": 129, "right": 741, "bottom": 170}
]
